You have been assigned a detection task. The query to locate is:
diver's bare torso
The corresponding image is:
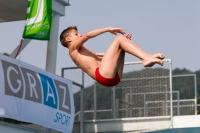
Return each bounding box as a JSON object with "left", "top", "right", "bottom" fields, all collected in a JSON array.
[{"left": 69, "top": 45, "right": 101, "bottom": 79}]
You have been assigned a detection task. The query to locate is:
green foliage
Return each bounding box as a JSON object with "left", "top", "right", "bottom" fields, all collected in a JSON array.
[
  {"left": 168, "top": 68, "right": 200, "bottom": 114},
  {"left": 172, "top": 68, "right": 192, "bottom": 75},
  {"left": 172, "top": 68, "right": 193, "bottom": 99}
]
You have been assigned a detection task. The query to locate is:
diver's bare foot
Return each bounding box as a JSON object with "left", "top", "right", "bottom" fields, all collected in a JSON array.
[
  {"left": 142, "top": 57, "right": 164, "bottom": 67},
  {"left": 152, "top": 53, "right": 165, "bottom": 59}
]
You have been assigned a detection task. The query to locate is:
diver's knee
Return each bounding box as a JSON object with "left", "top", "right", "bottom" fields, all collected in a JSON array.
[{"left": 114, "top": 35, "right": 127, "bottom": 43}]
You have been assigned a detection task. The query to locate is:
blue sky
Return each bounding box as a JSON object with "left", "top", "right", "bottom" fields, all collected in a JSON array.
[{"left": 0, "top": 0, "right": 200, "bottom": 76}]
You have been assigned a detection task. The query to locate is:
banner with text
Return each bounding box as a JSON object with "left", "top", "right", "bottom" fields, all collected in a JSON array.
[
  {"left": 0, "top": 54, "right": 74, "bottom": 133},
  {"left": 22, "top": 0, "right": 52, "bottom": 40}
]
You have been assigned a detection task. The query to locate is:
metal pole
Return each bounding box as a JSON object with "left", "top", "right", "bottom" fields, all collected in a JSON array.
[
  {"left": 94, "top": 82, "right": 97, "bottom": 120},
  {"left": 10, "top": 39, "right": 31, "bottom": 58},
  {"left": 169, "top": 59, "right": 173, "bottom": 128},
  {"left": 125, "top": 94, "right": 128, "bottom": 117},
  {"left": 194, "top": 75, "right": 197, "bottom": 115},
  {"left": 61, "top": 68, "right": 65, "bottom": 77},
  {"left": 45, "top": 13, "right": 60, "bottom": 74},
  {"left": 177, "top": 91, "right": 180, "bottom": 116},
  {"left": 115, "top": 99, "right": 119, "bottom": 118},
  {"left": 80, "top": 70, "right": 84, "bottom": 133},
  {"left": 165, "top": 85, "right": 168, "bottom": 116},
  {"left": 112, "top": 86, "right": 116, "bottom": 119},
  {"left": 144, "top": 94, "right": 146, "bottom": 117},
  {"left": 130, "top": 87, "right": 132, "bottom": 117},
  {"left": 163, "top": 102, "right": 165, "bottom": 116}
]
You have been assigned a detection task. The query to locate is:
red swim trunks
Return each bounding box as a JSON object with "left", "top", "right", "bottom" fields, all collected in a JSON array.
[{"left": 95, "top": 68, "right": 120, "bottom": 87}]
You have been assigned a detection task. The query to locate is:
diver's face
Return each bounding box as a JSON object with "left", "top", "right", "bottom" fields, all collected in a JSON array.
[{"left": 67, "top": 29, "right": 82, "bottom": 42}]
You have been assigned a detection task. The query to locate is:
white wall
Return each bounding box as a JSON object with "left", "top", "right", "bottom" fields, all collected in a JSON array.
[
  {"left": 84, "top": 116, "right": 171, "bottom": 133},
  {"left": 173, "top": 115, "right": 200, "bottom": 128}
]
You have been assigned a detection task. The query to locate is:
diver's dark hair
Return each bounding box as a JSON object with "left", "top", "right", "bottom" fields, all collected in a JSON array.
[{"left": 60, "top": 26, "right": 78, "bottom": 47}]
